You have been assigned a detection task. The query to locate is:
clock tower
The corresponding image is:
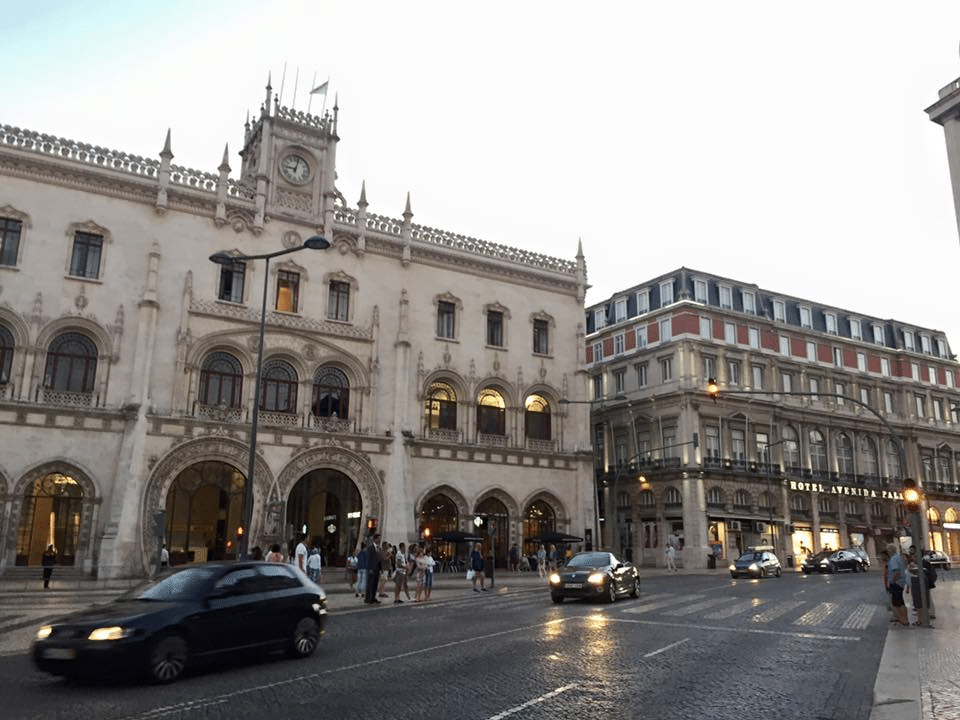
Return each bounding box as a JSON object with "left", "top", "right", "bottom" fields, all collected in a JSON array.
[{"left": 238, "top": 76, "right": 342, "bottom": 234}]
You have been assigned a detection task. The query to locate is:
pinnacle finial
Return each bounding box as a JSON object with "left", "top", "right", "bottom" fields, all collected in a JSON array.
[
  {"left": 219, "top": 143, "right": 230, "bottom": 173},
  {"left": 358, "top": 180, "right": 368, "bottom": 208},
  {"left": 160, "top": 128, "right": 173, "bottom": 159},
  {"left": 404, "top": 191, "right": 412, "bottom": 218}
]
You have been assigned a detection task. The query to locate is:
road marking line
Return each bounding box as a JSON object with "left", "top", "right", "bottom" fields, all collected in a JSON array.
[
  {"left": 793, "top": 602, "right": 839, "bottom": 626},
  {"left": 601, "top": 615, "right": 860, "bottom": 642},
  {"left": 644, "top": 637, "right": 690, "bottom": 657},
  {"left": 118, "top": 617, "right": 573, "bottom": 720},
  {"left": 485, "top": 684, "right": 578, "bottom": 720}
]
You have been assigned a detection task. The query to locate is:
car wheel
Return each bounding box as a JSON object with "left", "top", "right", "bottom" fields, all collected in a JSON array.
[
  {"left": 630, "top": 577, "right": 640, "bottom": 598},
  {"left": 775, "top": 567, "right": 782, "bottom": 578},
  {"left": 606, "top": 580, "right": 617, "bottom": 603},
  {"left": 290, "top": 617, "right": 320, "bottom": 658},
  {"left": 802, "top": 569, "right": 810, "bottom": 575},
  {"left": 551, "top": 593, "right": 564, "bottom": 604},
  {"left": 148, "top": 633, "right": 188, "bottom": 684}
]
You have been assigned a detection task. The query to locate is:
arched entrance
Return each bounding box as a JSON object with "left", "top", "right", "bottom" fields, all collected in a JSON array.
[
  {"left": 523, "top": 498, "right": 557, "bottom": 558},
  {"left": 163, "top": 461, "right": 245, "bottom": 564},
  {"left": 287, "top": 469, "right": 361, "bottom": 566},
  {"left": 475, "top": 496, "right": 509, "bottom": 568},
  {"left": 418, "top": 492, "right": 460, "bottom": 564},
  {"left": 16, "top": 472, "right": 83, "bottom": 566}
]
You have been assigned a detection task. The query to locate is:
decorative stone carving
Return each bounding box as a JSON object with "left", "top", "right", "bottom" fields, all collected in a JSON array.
[
  {"left": 281, "top": 230, "right": 302, "bottom": 249},
  {"left": 74, "top": 286, "right": 88, "bottom": 313}
]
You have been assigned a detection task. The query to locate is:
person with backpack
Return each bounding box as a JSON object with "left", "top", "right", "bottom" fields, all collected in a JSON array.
[{"left": 470, "top": 542, "right": 486, "bottom": 592}]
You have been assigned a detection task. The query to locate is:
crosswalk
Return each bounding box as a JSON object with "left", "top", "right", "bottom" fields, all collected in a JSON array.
[{"left": 619, "top": 591, "right": 878, "bottom": 630}]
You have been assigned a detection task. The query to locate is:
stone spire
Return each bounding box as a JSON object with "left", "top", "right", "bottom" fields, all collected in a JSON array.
[
  {"left": 262, "top": 72, "right": 272, "bottom": 118},
  {"left": 215, "top": 143, "right": 231, "bottom": 226},
  {"left": 155, "top": 129, "right": 173, "bottom": 215},
  {"left": 575, "top": 237, "right": 587, "bottom": 304},
  {"left": 356, "top": 181, "right": 368, "bottom": 254},
  {"left": 401, "top": 192, "right": 412, "bottom": 267}
]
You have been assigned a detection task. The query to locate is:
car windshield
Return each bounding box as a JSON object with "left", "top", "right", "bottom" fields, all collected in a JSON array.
[
  {"left": 122, "top": 566, "right": 222, "bottom": 601},
  {"left": 737, "top": 552, "right": 763, "bottom": 562},
  {"left": 566, "top": 552, "right": 612, "bottom": 568}
]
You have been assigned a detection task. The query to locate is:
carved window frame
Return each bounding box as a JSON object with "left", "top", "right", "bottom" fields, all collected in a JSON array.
[
  {"left": 65, "top": 220, "right": 111, "bottom": 282},
  {"left": 0, "top": 204, "right": 30, "bottom": 268}
]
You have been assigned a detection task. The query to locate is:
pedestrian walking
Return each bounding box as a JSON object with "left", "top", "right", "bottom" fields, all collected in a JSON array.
[
  {"left": 423, "top": 544, "right": 436, "bottom": 601},
  {"left": 294, "top": 535, "right": 309, "bottom": 573},
  {"left": 886, "top": 543, "right": 910, "bottom": 626},
  {"left": 413, "top": 546, "right": 428, "bottom": 601},
  {"left": 537, "top": 544, "right": 547, "bottom": 578},
  {"left": 346, "top": 550, "right": 358, "bottom": 591},
  {"left": 266, "top": 543, "right": 284, "bottom": 562},
  {"left": 547, "top": 544, "right": 559, "bottom": 573},
  {"left": 377, "top": 541, "right": 393, "bottom": 598},
  {"left": 470, "top": 542, "right": 487, "bottom": 592},
  {"left": 665, "top": 542, "right": 678, "bottom": 572},
  {"left": 306, "top": 547, "right": 322, "bottom": 583},
  {"left": 393, "top": 542, "right": 409, "bottom": 604},
  {"left": 509, "top": 543, "right": 520, "bottom": 573},
  {"left": 42, "top": 545, "right": 56, "bottom": 589},
  {"left": 365, "top": 535, "right": 382, "bottom": 604},
  {"left": 355, "top": 541, "right": 368, "bottom": 598}
]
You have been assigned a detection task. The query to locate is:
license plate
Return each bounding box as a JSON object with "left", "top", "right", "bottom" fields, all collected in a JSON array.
[
  {"left": 565, "top": 582, "right": 583, "bottom": 589},
  {"left": 42, "top": 648, "right": 76, "bottom": 660}
]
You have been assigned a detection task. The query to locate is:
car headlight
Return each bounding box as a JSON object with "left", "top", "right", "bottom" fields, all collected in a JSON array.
[
  {"left": 748, "top": 563, "right": 759, "bottom": 572},
  {"left": 36, "top": 625, "right": 52, "bottom": 640},
  {"left": 549, "top": 573, "right": 561, "bottom": 584},
  {"left": 87, "top": 626, "right": 132, "bottom": 641},
  {"left": 728, "top": 564, "right": 736, "bottom": 571},
  {"left": 587, "top": 572, "right": 605, "bottom": 585}
]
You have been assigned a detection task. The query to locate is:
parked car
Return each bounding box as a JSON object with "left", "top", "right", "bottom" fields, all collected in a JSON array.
[
  {"left": 549, "top": 551, "right": 640, "bottom": 603},
  {"left": 924, "top": 550, "right": 951, "bottom": 571},
  {"left": 801, "top": 548, "right": 865, "bottom": 574},
  {"left": 730, "top": 550, "right": 782, "bottom": 579},
  {"left": 32, "top": 561, "right": 327, "bottom": 683}
]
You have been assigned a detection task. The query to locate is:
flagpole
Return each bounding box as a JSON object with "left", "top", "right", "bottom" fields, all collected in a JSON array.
[
  {"left": 306, "top": 71, "right": 317, "bottom": 114},
  {"left": 292, "top": 67, "right": 299, "bottom": 110},
  {"left": 278, "top": 62, "right": 287, "bottom": 107},
  {"left": 321, "top": 75, "right": 330, "bottom": 116}
]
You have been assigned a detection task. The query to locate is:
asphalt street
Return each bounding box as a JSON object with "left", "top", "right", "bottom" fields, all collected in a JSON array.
[{"left": 0, "top": 570, "right": 887, "bottom": 720}]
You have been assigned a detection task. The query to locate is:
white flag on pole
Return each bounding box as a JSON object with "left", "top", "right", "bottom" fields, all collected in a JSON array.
[{"left": 310, "top": 81, "right": 328, "bottom": 95}]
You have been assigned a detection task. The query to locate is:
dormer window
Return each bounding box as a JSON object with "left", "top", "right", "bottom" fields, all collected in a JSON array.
[
  {"left": 694, "top": 279, "right": 708, "bottom": 303},
  {"left": 614, "top": 298, "right": 627, "bottom": 323},
  {"left": 719, "top": 285, "right": 732, "bottom": 309},
  {"left": 660, "top": 281, "right": 674, "bottom": 306},
  {"left": 903, "top": 330, "right": 915, "bottom": 352},
  {"left": 742, "top": 291, "right": 756, "bottom": 314}
]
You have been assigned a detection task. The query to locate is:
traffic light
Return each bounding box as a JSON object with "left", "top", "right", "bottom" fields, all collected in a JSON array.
[{"left": 902, "top": 479, "right": 921, "bottom": 513}]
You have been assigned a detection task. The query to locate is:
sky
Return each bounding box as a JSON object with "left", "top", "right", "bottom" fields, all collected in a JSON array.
[{"left": 5, "top": 1, "right": 960, "bottom": 347}]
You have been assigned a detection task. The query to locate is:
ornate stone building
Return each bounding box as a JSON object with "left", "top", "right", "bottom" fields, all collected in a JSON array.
[
  {"left": 0, "top": 80, "right": 594, "bottom": 580},
  {"left": 585, "top": 268, "right": 960, "bottom": 569}
]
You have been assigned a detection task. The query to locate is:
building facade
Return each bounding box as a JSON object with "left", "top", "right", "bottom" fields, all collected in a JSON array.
[
  {"left": 585, "top": 268, "right": 960, "bottom": 569},
  {"left": 0, "top": 80, "right": 595, "bottom": 580}
]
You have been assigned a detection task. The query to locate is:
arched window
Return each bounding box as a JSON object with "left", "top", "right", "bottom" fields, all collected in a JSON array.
[
  {"left": 419, "top": 493, "right": 458, "bottom": 538},
  {"left": 0, "top": 324, "right": 13, "bottom": 385},
  {"left": 524, "top": 394, "right": 551, "bottom": 440},
  {"left": 477, "top": 387, "right": 506, "bottom": 436},
  {"left": 861, "top": 436, "right": 879, "bottom": 477},
  {"left": 664, "top": 487, "right": 682, "bottom": 506},
  {"left": 638, "top": 490, "right": 655, "bottom": 507},
  {"left": 945, "top": 507, "right": 959, "bottom": 523},
  {"left": 733, "top": 489, "right": 750, "bottom": 509},
  {"left": 425, "top": 381, "right": 457, "bottom": 430},
  {"left": 886, "top": 440, "right": 902, "bottom": 479},
  {"left": 198, "top": 351, "right": 243, "bottom": 407},
  {"left": 706, "top": 487, "right": 724, "bottom": 507},
  {"left": 789, "top": 493, "right": 809, "bottom": 513},
  {"left": 809, "top": 430, "right": 827, "bottom": 474},
  {"left": 312, "top": 367, "right": 349, "bottom": 418},
  {"left": 16, "top": 473, "right": 83, "bottom": 566},
  {"left": 758, "top": 492, "right": 774, "bottom": 510},
  {"left": 837, "top": 433, "right": 854, "bottom": 476},
  {"left": 937, "top": 451, "right": 953, "bottom": 485},
  {"left": 43, "top": 332, "right": 97, "bottom": 393},
  {"left": 261, "top": 359, "right": 298, "bottom": 413},
  {"left": 818, "top": 496, "right": 836, "bottom": 514},
  {"left": 523, "top": 500, "right": 556, "bottom": 555},
  {"left": 870, "top": 502, "right": 886, "bottom": 521},
  {"left": 782, "top": 425, "right": 800, "bottom": 468},
  {"left": 928, "top": 506, "right": 941, "bottom": 524}
]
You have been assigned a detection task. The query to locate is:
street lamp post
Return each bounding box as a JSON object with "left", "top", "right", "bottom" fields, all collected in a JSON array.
[
  {"left": 706, "top": 378, "right": 930, "bottom": 626},
  {"left": 209, "top": 235, "right": 330, "bottom": 560}
]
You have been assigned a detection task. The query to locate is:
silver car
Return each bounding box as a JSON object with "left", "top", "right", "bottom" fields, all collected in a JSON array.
[{"left": 730, "top": 550, "right": 782, "bottom": 579}]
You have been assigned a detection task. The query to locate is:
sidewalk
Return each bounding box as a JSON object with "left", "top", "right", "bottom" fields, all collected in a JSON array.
[{"left": 871, "top": 577, "right": 960, "bottom": 720}]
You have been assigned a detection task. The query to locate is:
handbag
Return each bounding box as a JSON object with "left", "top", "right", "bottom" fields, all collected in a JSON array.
[{"left": 466, "top": 569, "right": 476, "bottom": 580}]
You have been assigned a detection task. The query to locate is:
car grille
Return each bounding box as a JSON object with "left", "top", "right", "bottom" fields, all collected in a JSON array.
[{"left": 50, "top": 626, "right": 84, "bottom": 639}]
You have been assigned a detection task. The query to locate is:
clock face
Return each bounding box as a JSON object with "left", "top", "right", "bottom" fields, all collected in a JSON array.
[{"left": 279, "top": 154, "right": 311, "bottom": 184}]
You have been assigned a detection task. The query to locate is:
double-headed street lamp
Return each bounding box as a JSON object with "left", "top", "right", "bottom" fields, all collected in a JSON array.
[
  {"left": 209, "top": 235, "right": 331, "bottom": 560},
  {"left": 705, "top": 377, "right": 930, "bottom": 626}
]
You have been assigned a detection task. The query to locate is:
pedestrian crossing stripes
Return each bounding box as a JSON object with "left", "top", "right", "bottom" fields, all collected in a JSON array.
[{"left": 620, "top": 593, "right": 881, "bottom": 632}]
